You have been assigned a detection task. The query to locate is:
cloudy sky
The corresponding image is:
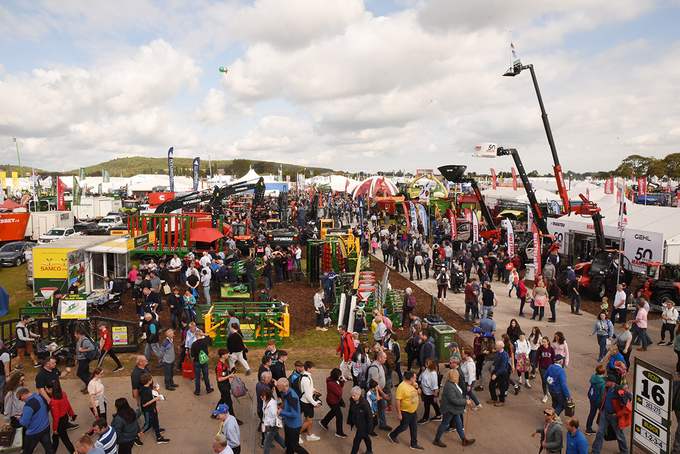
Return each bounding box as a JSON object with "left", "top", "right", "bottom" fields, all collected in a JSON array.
[{"left": 1, "top": 0, "right": 679, "bottom": 175}]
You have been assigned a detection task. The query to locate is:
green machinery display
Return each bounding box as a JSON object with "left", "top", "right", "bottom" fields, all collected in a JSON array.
[{"left": 201, "top": 301, "right": 290, "bottom": 347}]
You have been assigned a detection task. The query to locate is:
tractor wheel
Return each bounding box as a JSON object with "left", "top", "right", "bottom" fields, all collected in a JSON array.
[{"left": 589, "top": 278, "right": 606, "bottom": 300}]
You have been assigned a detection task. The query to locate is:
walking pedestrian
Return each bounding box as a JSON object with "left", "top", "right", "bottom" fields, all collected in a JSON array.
[
  {"left": 435, "top": 267, "right": 449, "bottom": 300},
  {"left": 347, "top": 386, "right": 373, "bottom": 454},
  {"left": 87, "top": 367, "right": 108, "bottom": 422},
  {"left": 110, "top": 398, "right": 142, "bottom": 454},
  {"left": 319, "top": 368, "right": 346, "bottom": 438},
  {"left": 552, "top": 332, "right": 570, "bottom": 368},
  {"left": 535, "top": 337, "right": 555, "bottom": 404},
  {"left": 530, "top": 407, "right": 563, "bottom": 453},
  {"left": 616, "top": 324, "right": 633, "bottom": 369},
  {"left": 17, "top": 387, "right": 56, "bottom": 454},
  {"left": 544, "top": 355, "right": 571, "bottom": 416},
  {"left": 590, "top": 311, "right": 614, "bottom": 362},
  {"left": 96, "top": 322, "right": 123, "bottom": 372},
  {"left": 660, "top": 300, "right": 679, "bottom": 346},
  {"left": 276, "top": 378, "right": 309, "bottom": 454},
  {"left": 418, "top": 359, "right": 442, "bottom": 424},
  {"left": 191, "top": 331, "right": 214, "bottom": 396},
  {"left": 75, "top": 328, "right": 96, "bottom": 390},
  {"left": 159, "top": 330, "right": 178, "bottom": 391},
  {"left": 565, "top": 417, "right": 588, "bottom": 454},
  {"left": 590, "top": 374, "right": 630, "bottom": 454},
  {"left": 388, "top": 371, "right": 423, "bottom": 451},
  {"left": 487, "top": 341, "right": 510, "bottom": 407},
  {"left": 531, "top": 281, "right": 548, "bottom": 321},
  {"left": 432, "top": 368, "right": 475, "bottom": 448},
  {"left": 585, "top": 364, "right": 606, "bottom": 435},
  {"left": 45, "top": 380, "right": 76, "bottom": 454},
  {"left": 460, "top": 347, "right": 481, "bottom": 410}
]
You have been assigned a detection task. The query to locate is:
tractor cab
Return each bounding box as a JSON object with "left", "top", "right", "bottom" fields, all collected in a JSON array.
[{"left": 637, "top": 261, "right": 680, "bottom": 311}]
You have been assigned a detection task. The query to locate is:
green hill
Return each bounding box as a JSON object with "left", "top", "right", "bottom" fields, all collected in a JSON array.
[{"left": 2, "top": 158, "right": 334, "bottom": 179}]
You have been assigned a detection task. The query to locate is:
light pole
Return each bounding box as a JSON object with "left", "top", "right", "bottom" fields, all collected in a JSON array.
[{"left": 12, "top": 136, "right": 22, "bottom": 176}]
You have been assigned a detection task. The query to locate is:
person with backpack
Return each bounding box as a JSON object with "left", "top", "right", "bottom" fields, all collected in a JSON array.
[
  {"left": 585, "top": 364, "right": 606, "bottom": 435},
  {"left": 367, "top": 351, "right": 392, "bottom": 431},
  {"left": 75, "top": 327, "right": 97, "bottom": 391},
  {"left": 591, "top": 374, "right": 631, "bottom": 454},
  {"left": 142, "top": 313, "right": 161, "bottom": 362},
  {"left": 544, "top": 354, "right": 571, "bottom": 416},
  {"left": 401, "top": 288, "right": 417, "bottom": 330},
  {"left": 386, "top": 333, "right": 403, "bottom": 384},
  {"left": 299, "top": 361, "right": 321, "bottom": 442},
  {"left": 191, "top": 331, "right": 214, "bottom": 397},
  {"left": 435, "top": 267, "right": 450, "bottom": 301},
  {"left": 419, "top": 329, "right": 437, "bottom": 375},
  {"left": 337, "top": 325, "right": 356, "bottom": 380}
]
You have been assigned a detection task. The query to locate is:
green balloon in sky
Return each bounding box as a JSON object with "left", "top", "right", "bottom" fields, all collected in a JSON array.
[{"left": 219, "top": 67, "right": 228, "bottom": 73}]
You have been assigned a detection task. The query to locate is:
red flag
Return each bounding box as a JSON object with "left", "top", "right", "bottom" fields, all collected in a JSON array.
[
  {"left": 511, "top": 168, "right": 517, "bottom": 191},
  {"left": 586, "top": 188, "right": 590, "bottom": 200},
  {"left": 604, "top": 178, "right": 613, "bottom": 194},
  {"left": 344, "top": 178, "right": 350, "bottom": 193},
  {"left": 447, "top": 208, "right": 457, "bottom": 239},
  {"left": 464, "top": 208, "right": 472, "bottom": 223},
  {"left": 490, "top": 169, "right": 497, "bottom": 190},
  {"left": 57, "top": 178, "right": 66, "bottom": 210},
  {"left": 638, "top": 178, "right": 647, "bottom": 196}
]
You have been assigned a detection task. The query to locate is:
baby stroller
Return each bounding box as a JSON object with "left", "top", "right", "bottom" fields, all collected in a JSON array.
[
  {"left": 34, "top": 339, "right": 76, "bottom": 367},
  {"left": 449, "top": 267, "right": 466, "bottom": 293}
]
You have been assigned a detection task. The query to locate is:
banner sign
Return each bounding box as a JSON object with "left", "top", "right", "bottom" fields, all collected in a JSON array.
[
  {"left": 446, "top": 208, "right": 456, "bottom": 239},
  {"left": 416, "top": 202, "right": 428, "bottom": 236},
  {"left": 638, "top": 177, "right": 647, "bottom": 196},
  {"left": 511, "top": 167, "right": 518, "bottom": 191},
  {"left": 57, "top": 178, "right": 67, "bottom": 211},
  {"left": 12, "top": 172, "right": 18, "bottom": 188},
  {"left": 409, "top": 201, "right": 418, "bottom": 231},
  {"left": 73, "top": 176, "right": 81, "bottom": 206},
  {"left": 532, "top": 222, "right": 540, "bottom": 277},
  {"left": 402, "top": 202, "right": 411, "bottom": 231},
  {"left": 79, "top": 167, "right": 85, "bottom": 180},
  {"left": 490, "top": 169, "right": 497, "bottom": 190},
  {"left": 102, "top": 170, "right": 110, "bottom": 183}
]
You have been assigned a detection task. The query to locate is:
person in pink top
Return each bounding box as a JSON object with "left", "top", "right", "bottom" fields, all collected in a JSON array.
[
  {"left": 632, "top": 299, "right": 649, "bottom": 351},
  {"left": 551, "top": 332, "right": 569, "bottom": 368}
]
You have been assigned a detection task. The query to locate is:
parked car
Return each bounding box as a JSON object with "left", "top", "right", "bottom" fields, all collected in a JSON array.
[
  {"left": 39, "top": 227, "right": 76, "bottom": 243},
  {"left": 74, "top": 222, "right": 106, "bottom": 235},
  {"left": 0, "top": 241, "right": 36, "bottom": 267}
]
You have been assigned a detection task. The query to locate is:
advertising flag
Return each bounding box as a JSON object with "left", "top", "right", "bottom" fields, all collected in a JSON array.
[
  {"left": 0, "top": 172, "right": 5, "bottom": 188},
  {"left": 511, "top": 167, "right": 517, "bottom": 191},
  {"left": 472, "top": 211, "right": 479, "bottom": 243},
  {"left": 504, "top": 218, "right": 514, "bottom": 259},
  {"left": 57, "top": 178, "right": 66, "bottom": 210},
  {"left": 416, "top": 203, "right": 428, "bottom": 236},
  {"left": 358, "top": 196, "right": 364, "bottom": 242},
  {"left": 102, "top": 169, "right": 110, "bottom": 183},
  {"left": 79, "top": 167, "right": 85, "bottom": 180},
  {"left": 447, "top": 208, "right": 457, "bottom": 239},
  {"left": 638, "top": 177, "right": 647, "bottom": 196},
  {"left": 192, "top": 157, "right": 200, "bottom": 191},
  {"left": 12, "top": 172, "right": 18, "bottom": 188},
  {"left": 73, "top": 176, "right": 81, "bottom": 205},
  {"left": 532, "top": 222, "right": 541, "bottom": 277},
  {"left": 344, "top": 178, "right": 350, "bottom": 193},
  {"left": 527, "top": 204, "right": 533, "bottom": 232},
  {"left": 490, "top": 169, "right": 497, "bottom": 190},
  {"left": 604, "top": 178, "right": 614, "bottom": 194},
  {"left": 618, "top": 201, "right": 628, "bottom": 232},
  {"left": 409, "top": 201, "right": 418, "bottom": 230},
  {"left": 464, "top": 208, "right": 472, "bottom": 223},
  {"left": 586, "top": 187, "right": 590, "bottom": 200},
  {"left": 167, "top": 147, "right": 175, "bottom": 192},
  {"left": 418, "top": 182, "right": 430, "bottom": 203},
  {"left": 402, "top": 202, "right": 411, "bottom": 231}
]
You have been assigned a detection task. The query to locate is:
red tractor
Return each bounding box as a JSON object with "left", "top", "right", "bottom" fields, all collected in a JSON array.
[{"left": 637, "top": 261, "right": 680, "bottom": 311}]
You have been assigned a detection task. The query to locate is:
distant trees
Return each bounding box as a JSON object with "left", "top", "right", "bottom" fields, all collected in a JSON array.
[{"left": 612, "top": 153, "right": 680, "bottom": 178}]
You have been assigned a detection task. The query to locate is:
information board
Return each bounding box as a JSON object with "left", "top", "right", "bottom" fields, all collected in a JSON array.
[
  {"left": 632, "top": 358, "right": 673, "bottom": 454},
  {"left": 112, "top": 326, "right": 128, "bottom": 346},
  {"left": 60, "top": 294, "right": 88, "bottom": 319}
]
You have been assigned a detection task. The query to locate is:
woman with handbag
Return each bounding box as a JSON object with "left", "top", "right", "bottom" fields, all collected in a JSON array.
[
  {"left": 590, "top": 311, "right": 615, "bottom": 362},
  {"left": 531, "top": 281, "right": 548, "bottom": 321},
  {"left": 261, "top": 387, "right": 286, "bottom": 454},
  {"left": 531, "top": 407, "right": 563, "bottom": 454},
  {"left": 515, "top": 332, "right": 532, "bottom": 389},
  {"left": 319, "top": 368, "right": 347, "bottom": 438}
]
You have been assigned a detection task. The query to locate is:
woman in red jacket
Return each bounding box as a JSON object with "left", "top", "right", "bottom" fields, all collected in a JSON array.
[
  {"left": 319, "top": 368, "right": 346, "bottom": 438},
  {"left": 46, "top": 380, "right": 77, "bottom": 453}
]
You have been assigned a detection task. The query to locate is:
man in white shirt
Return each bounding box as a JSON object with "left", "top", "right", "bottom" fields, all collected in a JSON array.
[
  {"left": 200, "top": 251, "right": 212, "bottom": 269},
  {"left": 613, "top": 284, "right": 627, "bottom": 324},
  {"left": 299, "top": 361, "right": 321, "bottom": 442},
  {"left": 659, "top": 300, "right": 679, "bottom": 346},
  {"left": 211, "top": 435, "right": 233, "bottom": 454},
  {"left": 313, "top": 289, "right": 327, "bottom": 332}
]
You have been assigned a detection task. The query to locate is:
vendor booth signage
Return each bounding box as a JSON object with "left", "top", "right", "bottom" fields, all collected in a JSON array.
[
  {"left": 61, "top": 294, "right": 87, "bottom": 319},
  {"left": 112, "top": 326, "right": 128, "bottom": 346}
]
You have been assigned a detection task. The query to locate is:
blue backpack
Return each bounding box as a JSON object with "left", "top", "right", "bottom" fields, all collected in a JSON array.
[{"left": 587, "top": 383, "right": 598, "bottom": 402}]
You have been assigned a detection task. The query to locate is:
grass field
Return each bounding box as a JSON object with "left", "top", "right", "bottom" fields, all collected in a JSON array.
[{"left": 1, "top": 263, "right": 33, "bottom": 321}]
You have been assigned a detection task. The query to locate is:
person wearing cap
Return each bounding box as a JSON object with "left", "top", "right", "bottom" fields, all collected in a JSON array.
[
  {"left": 214, "top": 404, "right": 241, "bottom": 454},
  {"left": 446, "top": 342, "right": 460, "bottom": 361},
  {"left": 97, "top": 322, "right": 123, "bottom": 372},
  {"left": 659, "top": 299, "right": 678, "bottom": 346},
  {"left": 591, "top": 374, "right": 630, "bottom": 454},
  {"left": 544, "top": 354, "right": 571, "bottom": 416}
]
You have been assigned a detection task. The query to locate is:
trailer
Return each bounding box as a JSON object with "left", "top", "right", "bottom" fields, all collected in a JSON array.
[
  {"left": 24, "top": 211, "right": 74, "bottom": 241},
  {"left": 72, "top": 197, "right": 122, "bottom": 221}
]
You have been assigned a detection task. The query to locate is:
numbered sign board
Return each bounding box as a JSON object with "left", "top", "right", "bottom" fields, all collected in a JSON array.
[{"left": 632, "top": 358, "right": 673, "bottom": 454}]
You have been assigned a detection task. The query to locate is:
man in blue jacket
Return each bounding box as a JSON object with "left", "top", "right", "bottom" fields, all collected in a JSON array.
[
  {"left": 419, "top": 329, "right": 437, "bottom": 375},
  {"left": 276, "top": 378, "right": 308, "bottom": 454},
  {"left": 565, "top": 417, "right": 588, "bottom": 454},
  {"left": 17, "top": 388, "right": 55, "bottom": 454},
  {"left": 545, "top": 354, "right": 571, "bottom": 415},
  {"left": 487, "top": 341, "right": 509, "bottom": 407}
]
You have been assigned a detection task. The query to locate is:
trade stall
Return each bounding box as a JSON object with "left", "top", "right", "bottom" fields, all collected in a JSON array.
[{"left": 547, "top": 193, "right": 680, "bottom": 273}]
